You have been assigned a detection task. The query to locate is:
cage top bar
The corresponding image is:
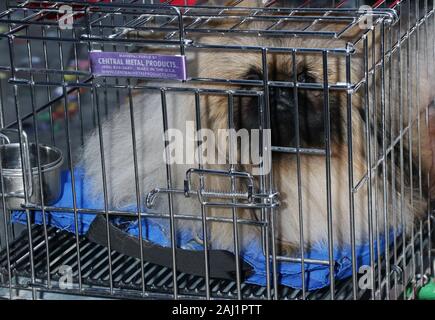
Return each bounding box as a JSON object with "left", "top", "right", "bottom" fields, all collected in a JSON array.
[{"left": 1, "top": 1, "right": 399, "bottom": 41}]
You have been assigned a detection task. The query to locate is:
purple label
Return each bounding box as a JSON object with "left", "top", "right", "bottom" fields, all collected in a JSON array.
[{"left": 89, "top": 51, "right": 187, "bottom": 80}]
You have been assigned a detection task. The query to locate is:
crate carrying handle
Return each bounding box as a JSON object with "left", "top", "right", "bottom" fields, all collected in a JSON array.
[
  {"left": 0, "top": 129, "right": 33, "bottom": 199},
  {"left": 86, "top": 215, "right": 253, "bottom": 281}
]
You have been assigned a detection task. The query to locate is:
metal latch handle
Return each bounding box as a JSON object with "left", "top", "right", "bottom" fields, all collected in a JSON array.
[{"left": 146, "top": 168, "right": 279, "bottom": 209}]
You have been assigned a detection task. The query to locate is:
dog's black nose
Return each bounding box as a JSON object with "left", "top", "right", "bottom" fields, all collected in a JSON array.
[
  {"left": 268, "top": 85, "right": 326, "bottom": 149},
  {"left": 269, "top": 86, "right": 296, "bottom": 147}
]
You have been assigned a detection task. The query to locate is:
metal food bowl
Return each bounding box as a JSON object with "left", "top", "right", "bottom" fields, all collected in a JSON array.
[{"left": 0, "top": 129, "right": 64, "bottom": 210}]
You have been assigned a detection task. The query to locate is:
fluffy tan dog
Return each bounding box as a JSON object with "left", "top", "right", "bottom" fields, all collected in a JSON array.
[{"left": 80, "top": 3, "right": 434, "bottom": 254}]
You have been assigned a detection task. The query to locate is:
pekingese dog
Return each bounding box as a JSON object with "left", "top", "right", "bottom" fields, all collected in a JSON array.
[{"left": 80, "top": 1, "right": 434, "bottom": 256}]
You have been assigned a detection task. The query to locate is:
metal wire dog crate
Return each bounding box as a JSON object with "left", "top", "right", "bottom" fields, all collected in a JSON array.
[{"left": 0, "top": 0, "right": 433, "bottom": 300}]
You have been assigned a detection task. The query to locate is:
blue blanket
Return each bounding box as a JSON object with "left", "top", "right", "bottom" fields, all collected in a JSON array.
[{"left": 12, "top": 169, "right": 387, "bottom": 290}]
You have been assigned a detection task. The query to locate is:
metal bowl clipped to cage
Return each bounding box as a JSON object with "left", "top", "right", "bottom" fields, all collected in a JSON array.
[{"left": 0, "top": 0, "right": 433, "bottom": 301}]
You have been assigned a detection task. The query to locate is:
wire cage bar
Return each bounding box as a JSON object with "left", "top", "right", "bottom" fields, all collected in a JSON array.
[{"left": 0, "top": 0, "right": 432, "bottom": 300}]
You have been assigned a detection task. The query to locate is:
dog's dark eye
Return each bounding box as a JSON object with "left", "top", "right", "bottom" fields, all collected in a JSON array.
[
  {"left": 245, "top": 68, "right": 263, "bottom": 81},
  {"left": 297, "top": 70, "right": 315, "bottom": 83},
  {"left": 297, "top": 72, "right": 307, "bottom": 83}
]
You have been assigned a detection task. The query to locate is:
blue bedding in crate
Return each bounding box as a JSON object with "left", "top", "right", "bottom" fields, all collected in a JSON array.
[{"left": 12, "top": 169, "right": 387, "bottom": 291}]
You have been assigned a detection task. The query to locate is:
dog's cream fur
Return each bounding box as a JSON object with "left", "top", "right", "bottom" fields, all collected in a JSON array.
[{"left": 80, "top": 16, "right": 434, "bottom": 253}]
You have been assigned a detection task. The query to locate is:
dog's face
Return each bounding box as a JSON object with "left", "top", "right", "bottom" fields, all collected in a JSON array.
[{"left": 233, "top": 56, "right": 340, "bottom": 149}]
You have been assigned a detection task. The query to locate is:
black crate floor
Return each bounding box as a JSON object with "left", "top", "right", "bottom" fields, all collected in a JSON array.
[{"left": 0, "top": 224, "right": 427, "bottom": 300}]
